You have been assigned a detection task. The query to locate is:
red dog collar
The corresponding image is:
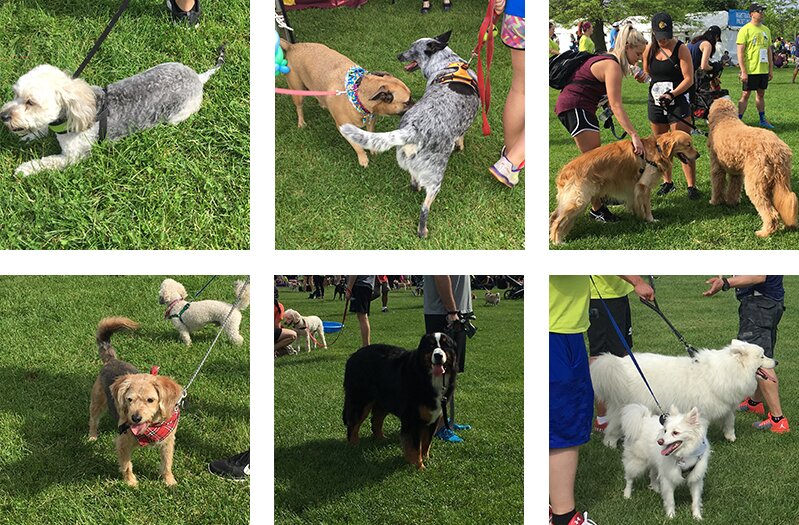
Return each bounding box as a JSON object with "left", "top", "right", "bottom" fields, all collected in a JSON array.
[{"left": 164, "top": 299, "right": 182, "bottom": 319}]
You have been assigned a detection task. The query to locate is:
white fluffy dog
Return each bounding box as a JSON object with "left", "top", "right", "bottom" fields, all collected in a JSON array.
[
  {"left": 159, "top": 278, "right": 249, "bottom": 346},
  {"left": 621, "top": 404, "right": 710, "bottom": 520},
  {"left": 0, "top": 46, "right": 223, "bottom": 176},
  {"left": 591, "top": 339, "right": 776, "bottom": 447},
  {"left": 282, "top": 309, "right": 327, "bottom": 352}
]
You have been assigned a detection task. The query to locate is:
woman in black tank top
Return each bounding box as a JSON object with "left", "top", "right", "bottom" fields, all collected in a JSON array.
[{"left": 644, "top": 12, "right": 698, "bottom": 200}]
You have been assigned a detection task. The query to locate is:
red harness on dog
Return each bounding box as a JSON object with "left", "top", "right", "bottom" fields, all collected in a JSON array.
[{"left": 118, "top": 366, "right": 181, "bottom": 446}]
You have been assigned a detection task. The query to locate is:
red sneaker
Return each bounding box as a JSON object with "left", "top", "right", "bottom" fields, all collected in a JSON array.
[
  {"left": 568, "top": 511, "right": 598, "bottom": 525},
  {"left": 738, "top": 397, "right": 765, "bottom": 415},
  {"left": 593, "top": 417, "right": 608, "bottom": 433},
  {"left": 753, "top": 413, "right": 790, "bottom": 433}
]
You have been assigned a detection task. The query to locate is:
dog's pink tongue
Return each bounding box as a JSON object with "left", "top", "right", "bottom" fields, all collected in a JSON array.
[
  {"left": 130, "top": 423, "right": 148, "bottom": 436},
  {"left": 661, "top": 441, "right": 681, "bottom": 456},
  {"left": 432, "top": 364, "right": 445, "bottom": 376},
  {"left": 404, "top": 61, "right": 418, "bottom": 71}
]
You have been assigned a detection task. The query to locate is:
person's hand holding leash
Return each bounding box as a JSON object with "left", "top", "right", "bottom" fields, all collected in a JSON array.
[
  {"left": 631, "top": 134, "right": 644, "bottom": 156},
  {"left": 493, "top": 0, "right": 505, "bottom": 15}
]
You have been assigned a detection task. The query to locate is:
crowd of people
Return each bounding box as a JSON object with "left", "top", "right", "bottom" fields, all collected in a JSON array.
[{"left": 550, "top": 4, "right": 780, "bottom": 224}]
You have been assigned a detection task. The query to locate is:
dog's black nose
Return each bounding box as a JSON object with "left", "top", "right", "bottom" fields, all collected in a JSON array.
[
  {"left": 131, "top": 414, "right": 142, "bottom": 423},
  {"left": 0, "top": 111, "right": 10, "bottom": 123},
  {"left": 695, "top": 151, "right": 701, "bottom": 159}
]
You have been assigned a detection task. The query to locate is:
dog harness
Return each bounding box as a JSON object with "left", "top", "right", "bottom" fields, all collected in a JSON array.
[
  {"left": 165, "top": 299, "right": 190, "bottom": 325},
  {"left": 676, "top": 437, "right": 708, "bottom": 474},
  {"left": 344, "top": 66, "right": 374, "bottom": 125},
  {"left": 117, "top": 367, "right": 181, "bottom": 446},
  {"left": 48, "top": 87, "right": 109, "bottom": 141},
  {"left": 435, "top": 62, "right": 478, "bottom": 95}
]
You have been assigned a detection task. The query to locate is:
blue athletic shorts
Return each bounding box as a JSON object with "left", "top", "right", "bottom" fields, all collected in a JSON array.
[{"left": 550, "top": 332, "right": 593, "bottom": 448}]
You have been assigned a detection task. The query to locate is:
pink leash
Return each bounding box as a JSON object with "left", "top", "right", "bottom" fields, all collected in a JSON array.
[{"left": 275, "top": 87, "right": 344, "bottom": 97}]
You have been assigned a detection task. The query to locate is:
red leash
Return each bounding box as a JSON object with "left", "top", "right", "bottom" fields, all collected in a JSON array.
[{"left": 474, "top": 0, "right": 500, "bottom": 136}]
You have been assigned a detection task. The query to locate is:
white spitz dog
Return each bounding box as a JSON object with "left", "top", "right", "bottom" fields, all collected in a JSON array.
[
  {"left": 592, "top": 339, "right": 776, "bottom": 447},
  {"left": 621, "top": 403, "right": 710, "bottom": 520}
]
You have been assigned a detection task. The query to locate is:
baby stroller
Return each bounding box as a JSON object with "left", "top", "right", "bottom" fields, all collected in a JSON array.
[
  {"left": 692, "top": 62, "right": 729, "bottom": 121},
  {"left": 501, "top": 275, "right": 524, "bottom": 300}
]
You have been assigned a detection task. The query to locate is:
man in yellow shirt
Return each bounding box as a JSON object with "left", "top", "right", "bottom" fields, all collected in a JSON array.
[
  {"left": 736, "top": 3, "right": 774, "bottom": 128},
  {"left": 549, "top": 275, "right": 654, "bottom": 525}
]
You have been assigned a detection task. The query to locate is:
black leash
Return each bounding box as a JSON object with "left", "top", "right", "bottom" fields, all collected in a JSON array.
[
  {"left": 663, "top": 101, "right": 707, "bottom": 137},
  {"left": 638, "top": 276, "right": 699, "bottom": 359},
  {"left": 590, "top": 277, "right": 668, "bottom": 423},
  {"left": 73, "top": 0, "right": 130, "bottom": 79},
  {"left": 322, "top": 296, "right": 350, "bottom": 347}
]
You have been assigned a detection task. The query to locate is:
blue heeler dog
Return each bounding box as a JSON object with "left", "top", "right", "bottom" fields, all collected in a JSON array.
[{"left": 340, "top": 31, "right": 479, "bottom": 238}]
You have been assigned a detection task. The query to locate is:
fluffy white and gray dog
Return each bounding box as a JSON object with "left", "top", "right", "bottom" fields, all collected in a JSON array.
[
  {"left": 621, "top": 404, "right": 710, "bottom": 520},
  {"left": 339, "top": 30, "right": 479, "bottom": 238},
  {"left": 592, "top": 339, "right": 776, "bottom": 447},
  {"left": 0, "top": 45, "right": 224, "bottom": 176},
  {"left": 281, "top": 308, "right": 327, "bottom": 352},
  {"left": 159, "top": 277, "right": 249, "bottom": 346}
]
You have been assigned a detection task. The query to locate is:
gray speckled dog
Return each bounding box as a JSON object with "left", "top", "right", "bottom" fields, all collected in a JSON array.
[
  {"left": 0, "top": 45, "right": 225, "bottom": 176},
  {"left": 339, "top": 31, "right": 479, "bottom": 238}
]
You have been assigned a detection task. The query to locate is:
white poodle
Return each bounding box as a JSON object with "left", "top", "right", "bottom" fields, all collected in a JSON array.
[
  {"left": 282, "top": 309, "right": 327, "bottom": 352},
  {"left": 159, "top": 278, "right": 249, "bottom": 346},
  {"left": 0, "top": 46, "right": 224, "bottom": 176}
]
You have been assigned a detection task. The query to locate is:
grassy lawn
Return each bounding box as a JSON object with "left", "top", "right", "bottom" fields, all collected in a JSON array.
[
  {"left": 572, "top": 276, "right": 799, "bottom": 524},
  {"left": 274, "top": 285, "right": 523, "bottom": 523},
  {"left": 0, "top": 276, "right": 249, "bottom": 524},
  {"left": 549, "top": 66, "right": 799, "bottom": 250},
  {"left": 0, "top": 1, "right": 249, "bottom": 250},
  {"left": 275, "top": 2, "right": 524, "bottom": 250}
]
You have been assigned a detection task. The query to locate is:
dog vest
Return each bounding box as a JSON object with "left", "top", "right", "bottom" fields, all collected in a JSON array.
[
  {"left": 344, "top": 66, "right": 374, "bottom": 125},
  {"left": 435, "top": 62, "right": 479, "bottom": 95},
  {"left": 676, "top": 437, "right": 708, "bottom": 474}
]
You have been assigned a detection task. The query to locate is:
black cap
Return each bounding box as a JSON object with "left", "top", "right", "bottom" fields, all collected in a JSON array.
[
  {"left": 709, "top": 25, "right": 722, "bottom": 41},
  {"left": 749, "top": 3, "right": 766, "bottom": 12},
  {"left": 652, "top": 12, "right": 673, "bottom": 40}
]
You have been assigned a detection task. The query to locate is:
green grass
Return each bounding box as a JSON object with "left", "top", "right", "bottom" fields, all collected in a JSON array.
[
  {"left": 0, "top": 276, "right": 249, "bottom": 524},
  {"left": 0, "top": 1, "right": 249, "bottom": 249},
  {"left": 274, "top": 287, "right": 523, "bottom": 524},
  {"left": 574, "top": 276, "right": 799, "bottom": 524},
  {"left": 275, "top": 2, "right": 524, "bottom": 250},
  {"left": 549, "top": 67, "right": 799, "bottom": 249}
]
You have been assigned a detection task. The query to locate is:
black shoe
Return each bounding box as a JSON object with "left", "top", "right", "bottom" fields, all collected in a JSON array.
[
  {"left": 589, "top": 205, "right": 620, "bottom": 223},
  {"left": 656, "top": 182, "right": 676, "bottom": 196},
  {"left": 208, "top": 450, "right": 250, "bottom": 481},
  {"left": 420, "top": 1, "right": 430, "bottom": 13},
  {"left": 687, "top": 186, "right": 701, "bottom": 200},
  {"left": 167, "top": 0, "right": 201, "bottom": 25}
]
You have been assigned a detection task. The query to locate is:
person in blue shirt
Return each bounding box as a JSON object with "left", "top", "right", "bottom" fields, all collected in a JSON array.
[
  {"left": 609, "top": 22, "right": 619, "bottom": 50},
  {"left": 704, "top": 275, "right": 789, "bottom": 433}
]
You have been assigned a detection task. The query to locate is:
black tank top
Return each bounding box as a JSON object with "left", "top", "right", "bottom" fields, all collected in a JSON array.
[{"left": 649, "top": 41, "right": 684, "bottom": 87}]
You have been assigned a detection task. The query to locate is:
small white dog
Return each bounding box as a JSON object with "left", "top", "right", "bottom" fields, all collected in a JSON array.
[
  {"left": 621, "top": 403, "right": 710, "bottom": 520},
  {"left": 159, "top": 278, "right": 249, "bottom": 346},
  {"left": 0, "top": 46, "right": 223, "bottom": 176},
  {"left": 591, "top": 339, "right": 776, "bottom": 446},
  {"left": 484, "top": 292, "right": 500, "bottom": 306},
  {"left": 282, "top": 309, "right": 327, "bottom": 352}
]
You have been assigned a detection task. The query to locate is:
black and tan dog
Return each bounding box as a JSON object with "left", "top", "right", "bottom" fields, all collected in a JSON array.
[
  {"left": 343, "top": 332, "right": 457, "bottom": 469},
  {"left": 88, "top": 317, "right": 183, "bottom": 486},
  {"left": 281, "top": 40, "right": 413, "bottom": 167}
]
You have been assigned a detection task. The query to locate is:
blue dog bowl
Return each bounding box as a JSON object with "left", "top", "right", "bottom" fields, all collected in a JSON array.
[{"left": 323, "top": 321, "right": 343, "bottom": 333}]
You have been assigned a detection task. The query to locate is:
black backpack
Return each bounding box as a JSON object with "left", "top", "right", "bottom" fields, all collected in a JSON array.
[{"left": 549, "top": 50, "right": 595, "bottom": 90}]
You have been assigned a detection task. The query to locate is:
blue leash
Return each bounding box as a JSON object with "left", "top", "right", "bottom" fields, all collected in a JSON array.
[{"left": 590, "top": 277, "right": 668, "bottom": 423}]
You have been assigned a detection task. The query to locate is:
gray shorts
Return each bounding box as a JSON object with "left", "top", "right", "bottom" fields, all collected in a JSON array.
[{"left": 738, "top": 295, "right": 784, "bottom": 358}]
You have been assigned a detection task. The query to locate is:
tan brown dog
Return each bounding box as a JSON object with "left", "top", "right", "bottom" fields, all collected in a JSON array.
[
  {"left": 550, "top": 131, "right": 700, "bottom": 244},
  {"left": 88, "top": 317, "right": 183, "bottom": 487},
  {"left": 707, "top": 98, "right": 798, "bottom": 237},
  {"left": 281, "top": 40, "right": 413, "bottom": 167}
]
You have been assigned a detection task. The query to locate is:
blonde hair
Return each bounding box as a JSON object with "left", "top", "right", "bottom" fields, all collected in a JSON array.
[{"left": 612, "top": 24, "right": 648, "bottom": 74}]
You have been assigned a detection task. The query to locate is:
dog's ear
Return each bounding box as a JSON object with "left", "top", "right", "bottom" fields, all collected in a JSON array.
[
  {"left": 154, "top": 376, "right": 183, "bottom": 420},
  {"left": 110, "top": 376, "right": 132, "bottom": 418},
  {"left": 657, "top": 132, "right": 675, "bottom": 159},
  {"left": 686, "top": 407, "right": 700, "bottom": 424},
  {"left": 425, "top": 31, "right": 452, "bottom": 56},
  {"left": 370, "top": 87, "right": 394, "bottom": 103},
  {"left": 58, "top": 77, "right": 96, "bottom": 133}
]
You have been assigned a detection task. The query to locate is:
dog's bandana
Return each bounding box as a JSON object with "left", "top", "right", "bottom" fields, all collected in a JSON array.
[
  {"left": 435, "top": 62, "right": 479, "bottom": 95},
  {"left": 345, "top": 66, "right": 374, "bottom": 125},
  {"left": 117, "top": 367, "right": 180, "bottom": 446}
]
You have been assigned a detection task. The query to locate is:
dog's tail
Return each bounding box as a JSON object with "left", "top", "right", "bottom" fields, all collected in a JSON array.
[
  {"left": 620, "top": 403, "right": 652, "bottom": 441},
  {"left": 233, "top": 280, "right": 250, "bottom": 311},
  {"left": 339, "top": 124, "right": 415, "bottom": 153},
  {"left": 199, "top": 43, "right": 226, "bottom": 84},
  {"left": 96, "top": 317, "right": 140, "bottom": 363},
  {"left": 773, "top": 181, "right": 798, "bottom": 229}
]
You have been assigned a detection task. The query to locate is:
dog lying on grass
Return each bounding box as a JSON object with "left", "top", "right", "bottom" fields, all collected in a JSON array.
[
  {"left": 88, "top": 317, "right": 183, "bottom": 486},
  {"left": 707, "top": 97, "right": 798, "bottom": 237}
]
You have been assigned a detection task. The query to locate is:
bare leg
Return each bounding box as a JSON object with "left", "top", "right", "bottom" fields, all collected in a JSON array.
[{"left": 550, "top": 447, "right": 578, "bottom": 514}]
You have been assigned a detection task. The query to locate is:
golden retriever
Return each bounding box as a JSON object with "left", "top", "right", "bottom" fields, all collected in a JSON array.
[
  {"left": 707, "top": 98, "right": 798, "bottom": 237},
  {"left": 549, "top": 131, "right": 700, "bottom": 244}
]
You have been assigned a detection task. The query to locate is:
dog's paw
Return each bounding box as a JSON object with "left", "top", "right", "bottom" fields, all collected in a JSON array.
[
  {"left": 693, "top": 511, "right": 703, "bottom": 521},
  {"left": 724, "top": 432, "right": 736, "bottom": 442},
  {"left": 602, "top": 436, "right": 618, "bottom": 448},
  {"left": 14, "top": 161, "right": 39, "bottom": 177},
  {"left": 88, "top": 435, "right": 98, "bottom": 442},
  {"left": 666, "top": 509, "right": 676, "bottom": 519}
]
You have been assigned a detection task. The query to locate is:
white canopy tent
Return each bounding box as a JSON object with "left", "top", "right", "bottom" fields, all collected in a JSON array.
[{"left": 552, "top": 11, "right": 746, "bottom": 65}]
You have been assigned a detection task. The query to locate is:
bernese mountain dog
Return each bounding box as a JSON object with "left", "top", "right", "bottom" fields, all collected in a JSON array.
[{"left": 342, "top": 332, "right": 458, "bottom": 469}]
